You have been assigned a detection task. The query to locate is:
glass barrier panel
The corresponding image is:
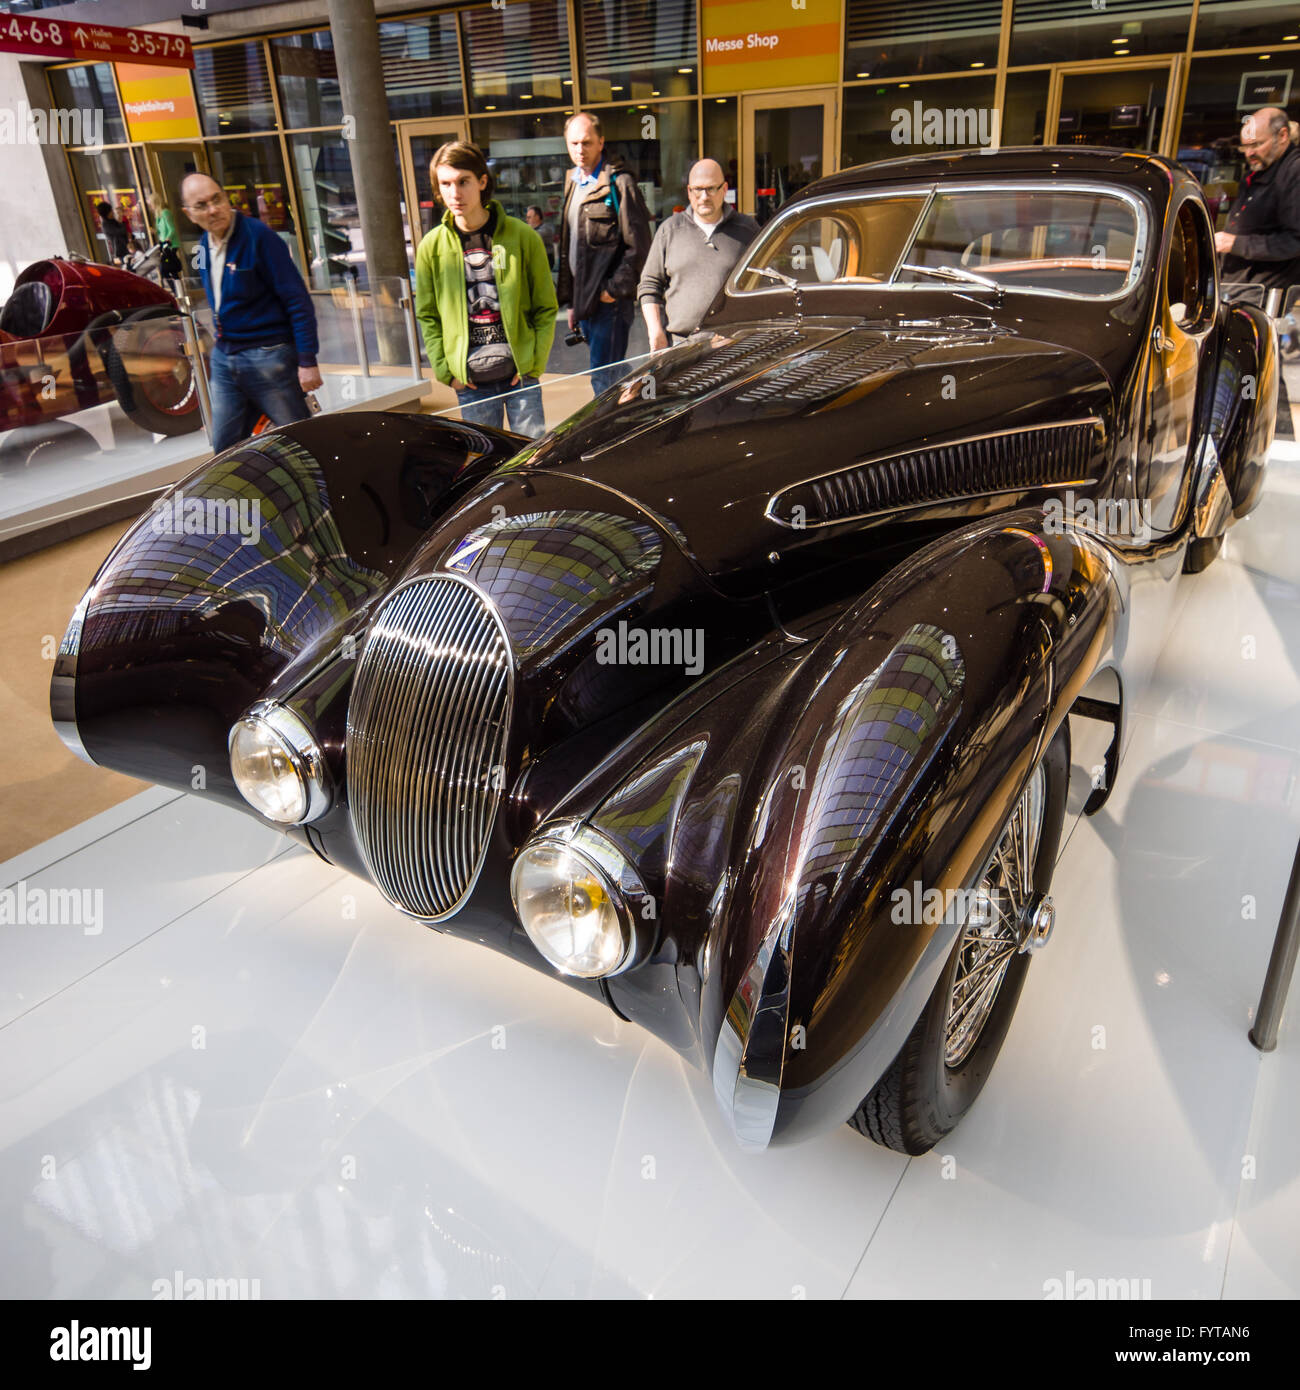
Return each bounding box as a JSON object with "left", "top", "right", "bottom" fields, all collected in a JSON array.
[{"left": 432, "top": 350, "right": 654, "bottom": 439}]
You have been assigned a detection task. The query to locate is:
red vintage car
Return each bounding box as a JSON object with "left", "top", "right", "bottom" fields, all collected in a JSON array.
[{"left": 0, "top": 255, "right": 201, "bottom": 447}]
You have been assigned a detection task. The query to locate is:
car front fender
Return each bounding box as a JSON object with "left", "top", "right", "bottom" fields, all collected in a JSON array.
[{"left": 706, "top": 514, "right": 1126, "bottom": 1148}]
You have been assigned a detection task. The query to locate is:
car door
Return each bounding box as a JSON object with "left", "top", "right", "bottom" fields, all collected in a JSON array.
[{"left": 1140, "top": 196, "right": 1218, "bottom": 537}]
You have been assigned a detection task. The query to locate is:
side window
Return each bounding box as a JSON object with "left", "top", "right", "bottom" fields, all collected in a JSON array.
[{"left": 1167, "top": 202, "right": 1213, "bottom": 329}]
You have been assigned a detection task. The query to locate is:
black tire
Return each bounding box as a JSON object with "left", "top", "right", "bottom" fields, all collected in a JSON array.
[
  {"left": 849, "top": 722, "right": 1070, "bottom": 1155},
  {"left": 1183, "top": 534, "right": 1223, "bottom": 573},
  {"left": 103, "top": 305, "right": 201, "bottom": 437}
]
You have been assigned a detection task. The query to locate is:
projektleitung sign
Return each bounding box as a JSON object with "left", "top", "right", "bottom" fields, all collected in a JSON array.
[{"left": 0, "top": 15, "right": 193, "bottom": 70}]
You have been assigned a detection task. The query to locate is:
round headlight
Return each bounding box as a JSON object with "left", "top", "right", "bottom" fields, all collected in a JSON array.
[
  {"left": 228, "top": 703, "right": 330, "bottom": 825},
  {"left": 511, "top": 839, "right": 633, "bottom": 978}
]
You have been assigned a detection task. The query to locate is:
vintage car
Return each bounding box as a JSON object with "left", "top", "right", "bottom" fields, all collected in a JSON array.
[
  {"left": 51, "top": 149, "right": 1278, "bottom": 1154},
  {"left": 1, "top": 255, "right": 200, "bottom": 448}
]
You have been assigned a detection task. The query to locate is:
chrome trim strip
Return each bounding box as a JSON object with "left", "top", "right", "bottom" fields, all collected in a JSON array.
[
  {"left": 765, "top": 417, "right": 1105, "bottom": 529},
  {"left": 727, "top": 181, "right": 1151, "bottom": 305},
  {"left": 712, "top": 896, "right": 797, "bottom": 1151},
  {"left": 346, "top": 572, "right": 514, "bottom": 924},
  {"left": 50, "top": 589, "right": 94, "bottom": 766},
  {"left": 1191, "top": 434, "right": 1232, "bottom": 540}
]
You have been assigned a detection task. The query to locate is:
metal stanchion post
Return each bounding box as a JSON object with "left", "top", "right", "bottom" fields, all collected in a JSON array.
[
  {"left": 1250, "top": 839, "right": 1300, "bottom": 1052},
  {"left": 399, "top": 281, "right": 424, "bottom": 382},
  {"left": 180, "top": 310, "right": 214, "bottom": 446},
  {"left": 348, "top": 276, "right": 371, "bottom": 378}
]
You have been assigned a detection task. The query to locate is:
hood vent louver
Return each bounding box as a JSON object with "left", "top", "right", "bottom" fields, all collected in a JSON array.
[
  {"left": 735, "top": 334, "right": 943, "bottom": 405},
  {"left": 768, "top": 420, "right": 1101, "bottom": 527}
]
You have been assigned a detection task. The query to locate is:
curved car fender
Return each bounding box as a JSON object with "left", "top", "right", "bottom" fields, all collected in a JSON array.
[
  {"left": 705, "top": 515, "right": 1127, "bottom": 1148},
  {"left": 1210, "top": 301, "right": 1278, "bottom": 520},
  {"left": 52, "top": 413, "right": 524, "bottom": 804}
]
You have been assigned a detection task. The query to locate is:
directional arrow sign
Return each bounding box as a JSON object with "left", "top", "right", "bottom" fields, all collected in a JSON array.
[{"left": 0, "top": 16, "right": 194, "bottom": 70}]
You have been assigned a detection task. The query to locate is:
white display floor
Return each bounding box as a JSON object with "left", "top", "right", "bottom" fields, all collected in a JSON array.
[
  {"left": 2, "top": 444, "right": 1299, "bottom": 1300},
  {"left": 0, "top": 372, "right": 427, "bottom": 547}
]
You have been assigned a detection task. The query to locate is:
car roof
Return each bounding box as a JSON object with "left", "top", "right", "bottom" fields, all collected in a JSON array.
[{"left": 801, "top": 146, "right": 1191, "bottom": 207}]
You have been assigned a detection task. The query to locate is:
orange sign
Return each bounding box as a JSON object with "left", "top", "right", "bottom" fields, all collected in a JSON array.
[
  {"left": 701, "top": 0, "right": 840, "bottom": 93},
  {"left": 116, "top": 62, "right": 200, "bottom": 141}
]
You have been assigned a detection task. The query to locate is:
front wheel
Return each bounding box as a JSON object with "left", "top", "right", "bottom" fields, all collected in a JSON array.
[{"left": 849, "top": 723, "right": 1070, "bottom": 1155}]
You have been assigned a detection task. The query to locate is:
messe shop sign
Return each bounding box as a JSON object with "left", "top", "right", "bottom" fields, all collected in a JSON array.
[
  {"left": 701, "top": 0, "right": 839, "bottom": 94},
  {"left": 0, "top": 16, "right": 193, "bottom": 70}
]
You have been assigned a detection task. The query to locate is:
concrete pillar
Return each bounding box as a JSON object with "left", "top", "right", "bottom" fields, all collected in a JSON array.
[{"left": 326, "top": 0, "right": 410, "bottom": 366}]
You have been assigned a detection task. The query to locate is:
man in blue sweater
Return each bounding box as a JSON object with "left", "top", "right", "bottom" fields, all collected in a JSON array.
[{"left": 180, "top": 173, "right": 322, "bottom": 452}]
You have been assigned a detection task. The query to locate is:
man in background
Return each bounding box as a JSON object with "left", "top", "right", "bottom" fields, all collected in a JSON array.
[
  {"left": 180, "top": 173, "right": 322, "bottom": 453},
  {"left": 96, "top": 201, "right": 134, "bottom": 266},
  {"left": 1216, "top": 107, "right": 1300, "bottom": 292},
  {"left": 525, "top": 204, "right": 556, "bottom": 272},
  {"left": 638, "top": 159, "right": 758, "bottom": 349},
  {"left": 557, "top": 111, "right": 651, "bottom": 394}
]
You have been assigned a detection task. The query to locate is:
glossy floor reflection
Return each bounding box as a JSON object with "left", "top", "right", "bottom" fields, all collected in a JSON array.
[{"left": 2, "top": 446, "right": 1299, "bottom": 1300}]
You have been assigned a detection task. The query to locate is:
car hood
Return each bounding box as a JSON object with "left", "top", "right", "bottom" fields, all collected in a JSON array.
[{"left": 515, "top": 318, "right": 1115, "bottom": 598}]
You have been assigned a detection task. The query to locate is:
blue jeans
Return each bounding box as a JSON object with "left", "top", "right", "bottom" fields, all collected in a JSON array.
[
  {"left": 210, "top": 342, "right": 311, "bottom": 453},
  {"left": 579, "top": 299, "right": 634, "bottom": 396},
  {"left": 455, "top": 375, "right": 545, "bottom": 438}
]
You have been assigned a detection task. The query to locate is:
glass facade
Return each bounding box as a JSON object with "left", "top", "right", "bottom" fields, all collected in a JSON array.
[{"left": 46, "top": 1, "right": 1300, "bottom": 276}]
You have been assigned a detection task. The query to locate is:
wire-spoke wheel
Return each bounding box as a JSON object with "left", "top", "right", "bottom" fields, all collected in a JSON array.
[{"left": 849, "top": 723, "right": 1069, "bottom": 1155}]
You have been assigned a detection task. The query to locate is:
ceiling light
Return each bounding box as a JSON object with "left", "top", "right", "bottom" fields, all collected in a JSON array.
[
  {"left": 1112, "top": 37, "right": 1126, "bottom": 44},
  {"left": 856, "top": 71, "right": 868, "bottom": 77},
  {"left": 970, "top": 61, "right": 985, "bottom": 68},
  {"left": 611, "top": 85, "right": 622, "bottom": 91},
  {"left": 1115, "top": 48, "right": 1130, "bottom": 55},
  {"left": 1258, "top": 53, "right": 1272, "bottom": 59},
  {"left": 899, "top": 83, "right": 910, "bottom": 88},
  {"left": 1285, "top": 35, "right": 1299, "bottom": 42},
  {"left": 678, "top": 67, "right": 693, "bottom": 73},
  {"left": 715, "top": 98, "right": 725, "bottom": 103}
]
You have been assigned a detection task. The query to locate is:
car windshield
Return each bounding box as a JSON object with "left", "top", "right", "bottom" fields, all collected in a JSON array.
[{"left": 732, "top": 186, "right": 1141, "bottom": 299}]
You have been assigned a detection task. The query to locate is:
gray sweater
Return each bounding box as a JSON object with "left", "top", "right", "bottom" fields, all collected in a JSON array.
[{"left": 637, "top": 206, "right": 760, "bottom": 335}]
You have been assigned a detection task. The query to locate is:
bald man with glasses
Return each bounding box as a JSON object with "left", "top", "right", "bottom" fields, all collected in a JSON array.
[
  {"left": 1216, "top": 106, "right": 1300, "bottom": 293},
  {"left": 638, "top": 159, "right": 759, "bottom": 350}
]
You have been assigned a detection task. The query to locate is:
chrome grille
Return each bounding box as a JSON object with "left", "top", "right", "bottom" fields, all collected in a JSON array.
[
  {"left": 346, "top": 575, "right": 512, "bottom": 920},
  {"left": 768, "top": 420, "right": 1101, "bottom": 527}
]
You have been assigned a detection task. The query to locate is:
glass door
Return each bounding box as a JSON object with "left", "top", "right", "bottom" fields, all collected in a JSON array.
[
  {"left": 1047, "top": 59, "right": 1181, "bottom": 155},
  {"left": 141, "top": 142, "right": 211, "bottom": 269},
  {"left": 397, "top": 119, "right": 469, "bottom": 264},
  {"left": 740, "top": 89, "right": 836, "bottom": 225}
]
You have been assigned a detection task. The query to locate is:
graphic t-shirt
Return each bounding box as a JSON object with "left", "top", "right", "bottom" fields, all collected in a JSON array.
[{"left": 456, "top": 207, "right": 516, "bottom": 385}]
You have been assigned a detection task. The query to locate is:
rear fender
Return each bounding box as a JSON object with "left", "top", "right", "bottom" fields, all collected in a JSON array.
[{"left": 1209, "top": 301, "right": 1277, "bottom": 520}]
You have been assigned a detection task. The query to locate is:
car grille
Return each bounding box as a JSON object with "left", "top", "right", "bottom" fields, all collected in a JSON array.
[
  {"left": 346, "top": 575, "right": 512, "bottom": 921},
  {"left": 768, "top": 420, "right": 1101, "bottom": 527}
]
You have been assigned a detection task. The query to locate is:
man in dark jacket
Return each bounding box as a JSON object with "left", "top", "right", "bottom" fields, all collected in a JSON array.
[
  {"left": 95, "top": 201, "right": 134, "bottom": 266},
  {"left": 180, "top": 173, "right": 322, "bottom": 452},
  {"left": 1216, "top": 107, "right": 1300, "bottom": 292},
  {"left": 557, "top": 112, "right": 652, "bottom": 395}
]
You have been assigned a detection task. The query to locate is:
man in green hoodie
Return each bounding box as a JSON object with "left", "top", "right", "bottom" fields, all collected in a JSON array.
[{"left": 415, "top": 141, "right": 557, "bottom": 437}]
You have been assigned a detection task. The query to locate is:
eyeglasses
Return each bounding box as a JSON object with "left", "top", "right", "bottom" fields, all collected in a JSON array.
[
  {"left": 184, "top": 196, "right": 229, "bottom": 212},
  {"left": 687, "top": 183, "right": 724, "bottom": 195}
]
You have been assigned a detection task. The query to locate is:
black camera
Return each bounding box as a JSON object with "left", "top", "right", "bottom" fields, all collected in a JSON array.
[{"left": 564, "top": 329, "right": 587, "bottom": 347}]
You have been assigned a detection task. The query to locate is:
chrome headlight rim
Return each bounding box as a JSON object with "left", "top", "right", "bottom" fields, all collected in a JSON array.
[
  {"left": 228, "top": 700, "right": 332, "bottom": 825},
  {"left": 509, "top": 821, "right": 649, "bottom": 979}
]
